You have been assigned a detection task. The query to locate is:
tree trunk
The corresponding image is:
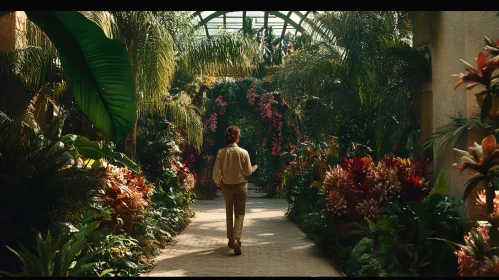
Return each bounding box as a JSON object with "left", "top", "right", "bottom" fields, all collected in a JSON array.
[
  {"left": 121, "top": 11, "right": 138, "bottom": 162},
  {"left": 123, "top": 111, "right": 138, "bottom": 161}
]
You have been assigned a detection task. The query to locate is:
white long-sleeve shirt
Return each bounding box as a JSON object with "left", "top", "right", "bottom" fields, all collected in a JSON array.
[{"left": 212, "top": 143, "right": 253, "bottom": 185}]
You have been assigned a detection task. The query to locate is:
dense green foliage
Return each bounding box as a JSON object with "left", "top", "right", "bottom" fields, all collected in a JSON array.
[
  {"left": 0, "top": 11, "right": 195, "bottom": 277},
  {"left": 274, "top": 11, "right": 430, "bottom": 159},
  {"left": 283, "top": 149, "right": 468, "bottom": 276}
]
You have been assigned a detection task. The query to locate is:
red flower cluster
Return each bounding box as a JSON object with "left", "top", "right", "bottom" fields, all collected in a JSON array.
[
  {"left": 324, "top": 156, "right": 429, "bottom": 220},
  {"left": 169, "top": 160, "right": 195, "bottom": 190},
  {"left": 101, "top": 164, "right": 153, "bottom": 233},
  {"left": 380, "top": 156, "right": 430, "bottom": 203}
]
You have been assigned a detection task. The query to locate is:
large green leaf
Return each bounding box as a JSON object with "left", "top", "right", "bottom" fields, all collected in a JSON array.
[
  {"left": 23, "top": 11, "right": 136, "bottom": 142},
  {"left": 60, "top": 134, "right": 139, "bottom": 172},
  {"left": 429, "top": 170, "right": 448, "bottom": 196}
]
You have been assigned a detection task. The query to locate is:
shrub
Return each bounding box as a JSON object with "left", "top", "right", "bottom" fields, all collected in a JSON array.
[{"left": 324, "top": 156, "right": 430, "bottom": 222}]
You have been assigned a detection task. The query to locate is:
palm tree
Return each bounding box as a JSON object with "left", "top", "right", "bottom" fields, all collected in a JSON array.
[
  {"left": 83, "top": 11, "right": 262, "bottom": 160},
  {"left": 276, "top": 11, "right": 430, "bottom": 159},
  {"left": 0, "top": 11, "right": 136, "bottom": 142}
]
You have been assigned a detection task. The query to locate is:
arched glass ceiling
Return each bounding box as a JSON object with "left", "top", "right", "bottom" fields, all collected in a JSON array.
[{"left": 191, "top": 11, "right": 318, "bottom": 38}]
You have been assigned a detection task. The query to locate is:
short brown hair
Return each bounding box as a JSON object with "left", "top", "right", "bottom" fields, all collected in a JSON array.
[{"left": 224, "top": 126, "right": 240, "bottom": 144}]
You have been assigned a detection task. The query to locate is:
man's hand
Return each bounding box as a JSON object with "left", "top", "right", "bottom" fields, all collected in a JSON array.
[{"left": 252, "top": 165, "right": 258, "bottom": 172}]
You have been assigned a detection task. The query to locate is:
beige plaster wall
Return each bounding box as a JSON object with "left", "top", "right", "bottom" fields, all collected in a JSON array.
[
  {"left": 413, "top": 11, "right": 499, "bottom": 217},
  {"left": 0, "top": 13, "right": 16, "bottom": 51},
  {"left": 0, "top": 12, "right": 26, "bottom": 51}
]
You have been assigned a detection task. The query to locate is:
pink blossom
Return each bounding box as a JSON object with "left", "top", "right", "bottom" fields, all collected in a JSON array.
[{"left": 186, "top": 154, "right": 195, "bottom": 163}]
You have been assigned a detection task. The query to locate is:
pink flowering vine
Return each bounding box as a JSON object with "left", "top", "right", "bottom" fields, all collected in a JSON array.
[
  {"left": 246, "top": 82, "right": 259, "bottom": 106},
  {"left": 203, "top": 96, "right": 228, "bottom": 133},
  {"left": 245, "top": 83, "right": 284, "bottom": 155}
]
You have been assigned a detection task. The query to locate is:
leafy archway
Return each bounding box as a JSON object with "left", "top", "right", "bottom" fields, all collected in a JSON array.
[{"left": 183, "top": 76, "right": 298, "bottom": 199}]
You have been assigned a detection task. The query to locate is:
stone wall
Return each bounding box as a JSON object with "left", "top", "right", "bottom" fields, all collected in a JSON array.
[
  {"left": 413, "top": 11, "right": 499, "bottom": 219},
  {"left": 0, "top": 12, "right": 26, "bottom": 51},
  {"left": 0, "top": 13, "right": 16, "bottom": 51}
]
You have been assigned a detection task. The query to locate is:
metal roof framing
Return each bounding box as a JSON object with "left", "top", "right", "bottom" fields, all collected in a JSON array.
[{"left": 191, "top": 11, "right": 317, "bottom": 41}]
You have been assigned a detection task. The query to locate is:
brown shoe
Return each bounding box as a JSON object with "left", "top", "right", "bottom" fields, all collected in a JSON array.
[
  {"left": 232, "top": 239, "right": 241, "bottom": 255},
  {"left": 228, "top": 239, "right": 241, "bottom": 249}
]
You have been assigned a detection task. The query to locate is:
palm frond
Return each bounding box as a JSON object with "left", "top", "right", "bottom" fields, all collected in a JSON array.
[
  {"left": 163, "top": 100, "right": 203, "bottom": 151},
  {"left": 46, "top": 166, "right": 107, "bottom": 224},
  {"left": 0, "top": 47, "right": 53, "bottom": 91},
  {"left": 0, "top": 47, "right": 56, "bottom": 120},
  {"left": 111, "top": 11, "right": 176, "bottom": 116},
  {"left": 138, "top": 96, "right": 203, "bottom": 151},
  {"left": 154, "top": 11, "right": 196, "bottom": 52},
  {"left": 0, "top": 110, "right": 44, "bottom": 156},
  {"left": 381, "top": 37, "right": 431, "bottom": 97},
  {"left": 80, "top": 11, "right": 119, "bottom": 39},
  {"left": 422, "top": 116, "right": 470, "bottom": 153},
  {"left": 25, "top": 18, "right": 57, "bottom": 55},
  {"left": 178, "top": 32, "right": 262, "bottom": 77},
  {"left": 308, "top": 11, "right": 340, "bottom": 43}
]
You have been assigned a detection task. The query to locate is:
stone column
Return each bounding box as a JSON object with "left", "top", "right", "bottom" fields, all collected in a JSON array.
[{"left": 413, "top": 11, "right": 499, "bottom": 220}]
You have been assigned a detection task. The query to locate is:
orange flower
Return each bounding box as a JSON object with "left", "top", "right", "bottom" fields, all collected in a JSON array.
[
  {"left": 452, "top": 134, "right": 499, "bottom": 175},
  {"left": 453, "top": 52, "right": 499, "bottom": 91},
  {"left": 456, "top": 248, "right": 479, "bottom": 276}
]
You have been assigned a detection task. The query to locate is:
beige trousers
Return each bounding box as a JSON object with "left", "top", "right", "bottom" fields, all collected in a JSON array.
[{"left": 221, "top": 182, "right": 248, "bottom": 241}]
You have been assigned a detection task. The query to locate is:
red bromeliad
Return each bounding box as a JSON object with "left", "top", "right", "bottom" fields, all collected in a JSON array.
[
  {"left": 453, "top": 51, "right": 499, "bottom": 121},
  {"left": 324, "top": 156, "right": 429, "bottom": 221},
  {"left": 452, "top": 134, "right": 499, "bottom": 175},
  {"left": 453, "top": 52, "right": 499, "bottom": 92}
]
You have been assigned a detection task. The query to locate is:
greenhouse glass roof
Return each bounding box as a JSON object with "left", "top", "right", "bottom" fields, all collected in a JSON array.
[{"left": 191, "top": 11, "right": 318, "bottom": 38}]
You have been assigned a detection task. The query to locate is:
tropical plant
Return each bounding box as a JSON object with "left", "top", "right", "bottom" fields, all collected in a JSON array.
[
  {"left": 453, "top": 51, "right": 499, "bottom": 122},
  {"left": 439, "top": 188, "right": 499, "bottom": 276},
  {"left": 0, "top": 46, "right": 61, "bottom": 127},
  {"left": 450, "top": 226, "right": 499, "bottom": 276},
  {"left": 0, "top": 11, "right": 137, "bottom": 142},
  {"left": 451, "top": 134, "right": 499, "bottom": 246},
  {"left": 82, "top": 11, "right": 262, "bottom": 159},
  {"left": 427, "top": 36, "right": 499, "bottom": 158},
  {"left": 322, "top": 155, "right": 429, "bottom": 221},
  {"left": 273, "top": 11, "right": 429, "bottom": 159},
  {"left": 97, "top": 161, "right": 154, "bottom": 233},
  {"left": 0, "top": 110, "right": 139, "bottom": 273},
  {"left": 344, "top": 172, "right": 467, "bottom": 277},
  {"left": 0, "top": 221, "right": 106, "bottom": 277}
]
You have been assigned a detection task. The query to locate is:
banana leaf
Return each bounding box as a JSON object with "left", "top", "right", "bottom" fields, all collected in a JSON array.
[
  {"left": 60, "top": 134, "right": 139, "bottom": 172},
  {"left": 0, "top": 11, "right": 136, "bottom": 142}
]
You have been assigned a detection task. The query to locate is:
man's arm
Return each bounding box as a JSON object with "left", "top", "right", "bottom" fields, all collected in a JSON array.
[
  {"left": 212, "top": 150, "right": 222, "bottom": 186},
  {"left": 242, "top": 151, "right": 253, "bottom": 177}
]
